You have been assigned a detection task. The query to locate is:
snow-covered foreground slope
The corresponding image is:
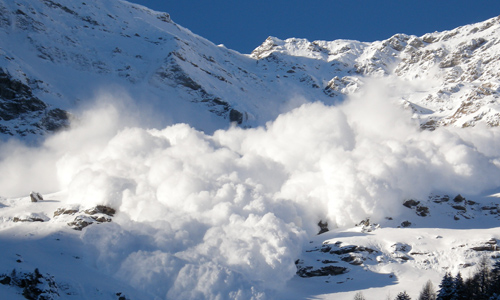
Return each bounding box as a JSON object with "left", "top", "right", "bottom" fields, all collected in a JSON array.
[
  {"left": 1, "top": 82, "right": 500, "bottom": 299},
  {"left": 3, "top": 190, "right": 500, "bottom": 300}
]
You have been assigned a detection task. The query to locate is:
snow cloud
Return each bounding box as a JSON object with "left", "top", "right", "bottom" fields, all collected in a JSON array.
[{"left": 1, "top": 79, "right": 500, "bottom": 298}]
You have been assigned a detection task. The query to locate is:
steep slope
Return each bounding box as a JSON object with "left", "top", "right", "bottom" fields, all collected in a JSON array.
[
  {"left": 1, "top": 0, "right": 499, "bottom": 139},
  {"left": 0, "top": 0, "right": 253, "bottom": 137},
  {"left": 1, "top": 1, "right": 500, "bottom": 300},
  {"left": 0, "top": 0, "right": 342, "bottom": 138},
  {"left": 289, "top": 193, "right": 500, "bottom": 299},
  {"left": 250, "top": 16, "right": 500, "bottom": 130}
]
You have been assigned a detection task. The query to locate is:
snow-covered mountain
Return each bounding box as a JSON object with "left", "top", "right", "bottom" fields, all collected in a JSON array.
[
  {"left": 250, "top": 20, "right": 500, "bottom": 130},
  {"left": 2, "top": 0, "right": 500, "bottom": 299},
  {"left": 1, "top": 0, "right": 500, "bottom": 138}
]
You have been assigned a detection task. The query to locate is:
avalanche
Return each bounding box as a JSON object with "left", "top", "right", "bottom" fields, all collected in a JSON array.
[
  {"left": 1, "top": 78, "right": 500, "bottom": 298},
  {"left": 1, "top": 0, "right": 500, "bottom": 299}
]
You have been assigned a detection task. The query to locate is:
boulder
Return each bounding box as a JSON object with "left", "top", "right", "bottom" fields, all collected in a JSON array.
[
  {"left": 453, "top": 194, "right": 465, "bottom": 202},
  {"left": 29, "top": 192, "right": 43, "bottom": 202},
  {"left": 400, "top": 221, "right": 412, "bottom": 227},
  {"left": 317, "top": 220, "right": 329, "bottom": 235},
  {"left": 403, "top": 199, "right": 420, "bottom": 208},
  {"left": 84, "top": 205, "right": 115, "bottom": 216}
]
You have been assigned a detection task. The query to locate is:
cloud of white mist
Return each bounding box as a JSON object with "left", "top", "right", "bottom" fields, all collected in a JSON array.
[
  {"left": 0, "top": 90, "right": 159, "bottom": 197},
  {"left": 2, "top": 78, "right": 500, "bottom": 298}
]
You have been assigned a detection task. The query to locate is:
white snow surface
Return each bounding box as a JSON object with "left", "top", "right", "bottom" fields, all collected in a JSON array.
[
  {"left": 1, "top": 0, "right": 500, "bottom": 137},
  {"left": 1, "top": 0, "right": 500, "bottom": 299}
]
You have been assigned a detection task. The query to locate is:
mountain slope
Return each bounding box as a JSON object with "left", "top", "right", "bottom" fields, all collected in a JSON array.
[
  {"left": 1, "top": 1, "right": 500, "bottom": 300},
  {"left": 250, "top": 16, "right": 500, "bottom": 130},
  {"left": 1, "top": 0, "right": 500, "bottom": 138}
]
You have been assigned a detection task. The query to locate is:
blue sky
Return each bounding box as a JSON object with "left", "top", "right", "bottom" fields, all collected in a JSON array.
[{"left": 130, "top": 1, "right": 500, "bottom": 54}]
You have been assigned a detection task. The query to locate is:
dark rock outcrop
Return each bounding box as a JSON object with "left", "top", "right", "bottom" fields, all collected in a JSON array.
[
  {"left": 453, "top": 194, "right": 466, "bottom": 203},
  {"left": 416, "top": 205, "right": 430, "bottom": 217},
  {"left": 64, "top": 205, "right": 115, "bottom": 230},
  {"left": 30, "top": 192, "right": 43, "bottom": 203},
  {"left": 0, "top": 69, "right": 47, "bottom": 121},
  {"left": 0, "top": 68, "right": 70, "bottom": 135},
  {"left": 317, "top": 220, "right": 329, "bottom": 235},
  {"left": 471, "top": 239, "right": 499, "bottom": 251},
  {"left": 296, "top": 265, "right": 348, "bottom": 278},
  {"left": 0, "top": 268, "right": 59, "bottom": 300},
  {"left": 403, "top": 199, "right": 420, "bottom": 208},
  {"left": 84, "top": 205, "right": 116, "bottom": 216},
  {"left": 13, "top": 216, "right": 45, "bottom": 222},
  {"left": 400, "top": 221, "right": 412, "bottom": 227},
  {"left": 53, "top": 208, "right": 78, "bottom": 217},
  {"left": 229, "top": 109, "right": 243, "bottom": 124}
]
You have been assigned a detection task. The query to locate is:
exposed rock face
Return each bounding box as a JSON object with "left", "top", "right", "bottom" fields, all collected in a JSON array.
[
  {"left": 250, "top": 16, "right": 500, "bottom": 130},
  {"left": 317, "top": 220, "right": 329, "bottom": 235},
  {"left": 296, "top": 241, "right": 379, "bottom": 278},
  {"left": 356, "top": 218, "right": 380, "bottom": 232},
  {"left": 454, "top": 194, "right": 466, "bottom": 203},
  {"left": 0, "top": 69, "right": 69, "bottom": 136},
  {"left": 229, "top": 109, "right": 244, "bottom": 124},
  {"left": 470, "top": 238, "right": 499, "bottom": 251},
  {"left": 296, "top": 264, "right": 348, "bottom": 278},
  {"left": 53, "top": 205, "right": 115, "bottom": 230},
  {"left": 12, "top": 212, "right": 49, "bottom": 222},
  {"left": 0, "top": 70, "right": 47, "bottom": 120},
  {"left": 13, "top": 216, "right": 45, "bottom": 222},
  {"left": 403, "top": 199, "right": 420, "bottom": 208},
  {"left": 400, "top": 221, "right": 412, "bottom": 227},
  {"left": 83, "top": 205, "right": 116, "bottom": 216},
  {"left": 0, "top": 268, "right": 59, "bottom": 299},
  {"left": 53, "top": 208, "right": 78, "bottom": 217},
  {"left": 401, "top": 193, "right": 500, "bottom": 221},
  {"left": 403, "top": 200, "right": 430, "bottom": 217}
]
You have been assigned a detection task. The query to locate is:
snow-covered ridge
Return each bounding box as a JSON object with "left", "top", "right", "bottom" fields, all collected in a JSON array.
[
  {"left": 1, "top": 0, "right": 500, "bottom": 138},
  {"left": 251, "top": 15, "right": 500, "bottom": 129},
  {"left": 0, "top": 0, "right": 256, "bottom": 136}
]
